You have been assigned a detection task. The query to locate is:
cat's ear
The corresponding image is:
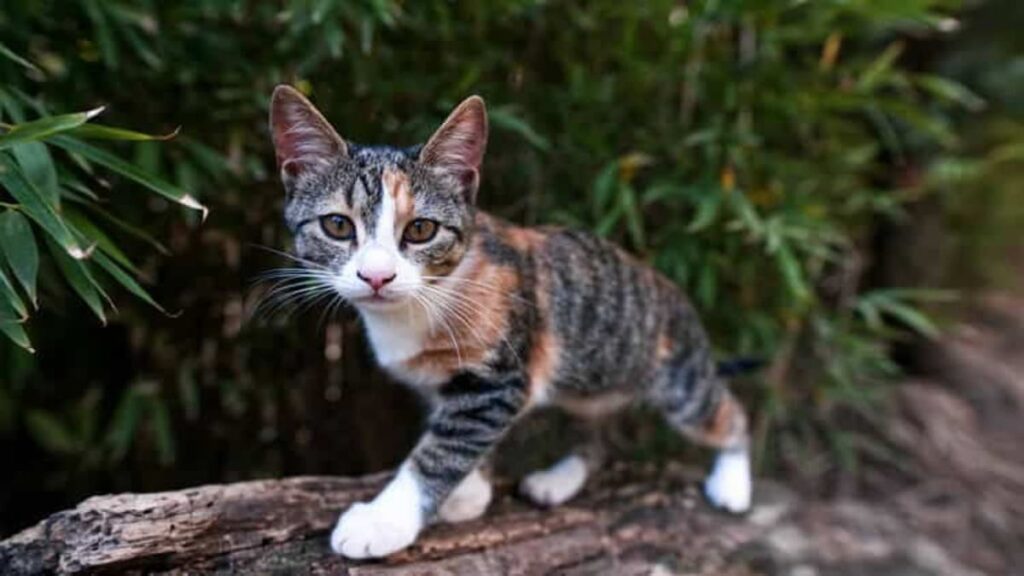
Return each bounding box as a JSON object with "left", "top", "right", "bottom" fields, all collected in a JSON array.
[
  {"left": 420, "top": 96, "right": 488, "bottom": 202},
  {"left": 269, "top": 85, "right": 347, "bottom": 183}
]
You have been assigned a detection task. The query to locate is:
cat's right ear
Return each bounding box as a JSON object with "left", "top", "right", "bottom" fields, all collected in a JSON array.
[{"left": 269, "top": 85, "right": 347, "bottom": 184}]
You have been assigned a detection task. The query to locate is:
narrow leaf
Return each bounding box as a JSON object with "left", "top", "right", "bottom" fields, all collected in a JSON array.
[
  {"left": 46, "top": 237, "right": 108, "bottom": 323},
  {"left": 0, "top": 41, "right": 41, "bottom": 74},
  {"left": 0, "top": 210, "right": 38, "bottom": 305},
  {"left": 0, "top": 154, "right": 88, "bottom": 258},
  {"left": 0, "top": 266, "right": 27, "bottom": 318},
  {"left": 26, "top": 411, "right": 77, "bottom": 454},
  {"left": 70, "top": 124, "right": 180, "bottom": 142},
  {"left": 12, "top": 142, "right": 59, "bottom": 206},
  {"left": 92, "top": 251, "right": 167, "bottom": 314},
  {"left": 50, "top": 136, "right": 208, "bottom": 219},
  {"left": 0, "top": 108, "right": 104, "bottom": 150}
]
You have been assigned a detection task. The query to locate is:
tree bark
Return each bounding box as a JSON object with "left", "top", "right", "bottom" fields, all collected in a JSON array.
[{"left": 0, "top": 465, "right": 978, "bottom": 575}]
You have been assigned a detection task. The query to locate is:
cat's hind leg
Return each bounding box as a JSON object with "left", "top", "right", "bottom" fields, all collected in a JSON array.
[
  {"left": 656, "top": 364, "right": 752, "bottom": 513},
  {"left": 519, "top": 431, "right": 604, "bottom": 507}
]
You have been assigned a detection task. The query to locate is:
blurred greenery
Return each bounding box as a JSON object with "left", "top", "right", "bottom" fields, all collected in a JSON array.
[{"left": 0, "top": 0, "right": 1021, "bottom": 535}]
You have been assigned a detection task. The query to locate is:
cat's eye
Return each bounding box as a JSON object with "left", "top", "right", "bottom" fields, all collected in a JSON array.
[
  {"left": 320, "top": 214, "right": 356, "bottom": 241},
  {"left": 403, "top": 219, "right": 439, "bottom": 244}
]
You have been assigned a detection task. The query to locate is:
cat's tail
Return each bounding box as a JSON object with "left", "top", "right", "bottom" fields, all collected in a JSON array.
[{"left": 715, "top": 357, "right": 767, "bottom": 378}]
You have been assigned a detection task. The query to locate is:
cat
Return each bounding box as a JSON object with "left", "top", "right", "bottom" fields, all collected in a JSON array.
[{"left": 269, "top": 86, "right": 753, "bottom": 560}]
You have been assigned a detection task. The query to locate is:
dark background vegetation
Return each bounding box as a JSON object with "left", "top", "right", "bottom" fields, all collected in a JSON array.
[{"left": 0, "top": 0, "right": 1021, "bottom": 550}]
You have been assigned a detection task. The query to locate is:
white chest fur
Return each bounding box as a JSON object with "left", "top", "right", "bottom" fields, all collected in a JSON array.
[
  {"left": 360, "top": 304, "right": 430, "bottom": 366},
  {"left": 358, "top": 304, "right": 448, "bottom": 388}
]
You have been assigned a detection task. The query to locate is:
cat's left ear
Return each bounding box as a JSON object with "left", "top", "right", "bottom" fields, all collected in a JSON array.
[{"left": 420, "top": 96, "right": 488, "bottom": 203}]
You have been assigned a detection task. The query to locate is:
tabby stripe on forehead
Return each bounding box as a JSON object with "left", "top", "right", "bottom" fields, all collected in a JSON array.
[{"left": 359, "top": 173, "right": 380, "bottom": 237}]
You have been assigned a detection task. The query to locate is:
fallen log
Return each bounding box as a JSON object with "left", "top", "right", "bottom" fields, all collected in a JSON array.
[{"left": 0, "top": 464, "right": 979, "bottom": 575}]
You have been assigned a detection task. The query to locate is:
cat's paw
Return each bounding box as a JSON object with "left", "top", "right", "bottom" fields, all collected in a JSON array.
[
  {"left": 520, "top": 454, "right": 588, "bottom": 507},
  {"left": 438, "top": 469, "right": 492, "bottom": 523},
  {"left": 704, "top": 449, "right": 752, "bottom": 514},
  {"left": 329, "top": 501, "right": 420, "bottom": 559}
]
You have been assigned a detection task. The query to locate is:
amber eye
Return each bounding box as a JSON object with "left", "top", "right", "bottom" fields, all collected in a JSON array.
[
  {"left": 319, "top": 214, "right": 356, "bottom": 240},
  {"left": 402, "top": 219, "right": 439, "bottom": 244}
]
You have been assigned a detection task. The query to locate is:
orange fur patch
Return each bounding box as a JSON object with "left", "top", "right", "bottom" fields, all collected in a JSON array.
[
  {"left": 401, "top": 248, "right": 519, "bottom": 380},
  {"left": 656, "top": 333, "right": 674, "bottom": 362},
  {"left": 382, "top": 168, "right": 414, "bottom": 227},
  {"left": 702, "top": 394, "right": 745, "bottom": 448}
]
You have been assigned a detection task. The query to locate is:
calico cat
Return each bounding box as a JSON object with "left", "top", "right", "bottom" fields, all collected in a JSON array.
[{"left": 269, "top": 86, "right": 753, "bottom": 560}]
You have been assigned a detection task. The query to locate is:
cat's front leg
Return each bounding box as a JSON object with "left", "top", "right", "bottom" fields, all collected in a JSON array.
[{"left": 330, "top": 372, "right": 527, "bottom": 559}]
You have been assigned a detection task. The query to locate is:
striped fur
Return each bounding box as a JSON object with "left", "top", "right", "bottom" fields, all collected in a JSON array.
[{"left": 270, "top": 87, "right": 752, "bottom": 559}]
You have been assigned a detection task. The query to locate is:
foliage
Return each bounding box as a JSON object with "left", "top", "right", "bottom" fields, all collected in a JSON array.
[{"left": 1, "top": 0, "right": 1018, "bottom": 530}]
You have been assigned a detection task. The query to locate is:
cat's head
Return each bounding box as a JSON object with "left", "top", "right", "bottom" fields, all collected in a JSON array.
[{"left": 269, "top": 86, "right": 487, "bottom": 312}]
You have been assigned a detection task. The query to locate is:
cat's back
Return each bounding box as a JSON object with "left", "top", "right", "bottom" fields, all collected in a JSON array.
[{"left": 477, "top": 213, "right": 706, "bottom": 398}]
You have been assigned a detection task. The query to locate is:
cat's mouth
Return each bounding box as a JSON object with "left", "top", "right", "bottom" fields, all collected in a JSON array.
[{"left": 350, "top": 292, "right": 405, "bottom": 308}]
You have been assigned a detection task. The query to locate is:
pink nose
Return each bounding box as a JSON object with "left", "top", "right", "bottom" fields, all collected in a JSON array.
[{"left": 357, "top": 271, "right": 396, "bottom": 292}]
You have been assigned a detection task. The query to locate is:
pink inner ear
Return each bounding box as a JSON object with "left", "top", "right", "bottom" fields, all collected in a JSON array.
[
  {"left": 421, "top": 99, "right": 487, "bottom": 173},
  {"left": 270, "top": 89, "right": 345, "bottom": 170}
]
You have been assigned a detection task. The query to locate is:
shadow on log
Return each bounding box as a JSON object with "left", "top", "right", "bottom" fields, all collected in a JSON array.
[{"left": 0, "top": 465, "right": 980, "bottom": 575}]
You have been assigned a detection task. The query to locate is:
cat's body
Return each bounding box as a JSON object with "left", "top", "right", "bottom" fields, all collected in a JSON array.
[{"left": 269, "top": 87, "right": 752, "bottom": 560}]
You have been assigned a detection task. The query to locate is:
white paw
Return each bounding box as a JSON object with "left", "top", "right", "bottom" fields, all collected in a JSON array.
[
  {"left": 329, "top": 467, "right": 424, "bottom": 559},
  {"left": 438, "top": 469, "right": 492, "bottom": 523},
  {"left": 520, "top": 454, "right": 588, "bottom": 507},
  {"left": 704, "top": 449, "right": 752, "bottom": 513}
]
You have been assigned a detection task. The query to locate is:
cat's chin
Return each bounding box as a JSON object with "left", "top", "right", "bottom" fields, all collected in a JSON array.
[{"left": 350, "top": 294, "right": 409, "bottom": 313}]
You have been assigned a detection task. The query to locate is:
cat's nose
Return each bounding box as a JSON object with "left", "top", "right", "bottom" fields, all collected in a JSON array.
[
  {"left": 357, "top": 270, "right": 396, "bottom": 291},
  {"left": 357, "top": 246, "right": 397, "bottom": 292}
]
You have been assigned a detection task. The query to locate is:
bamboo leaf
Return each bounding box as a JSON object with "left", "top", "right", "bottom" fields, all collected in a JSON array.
[
  {"left": 50, "top": 136, "right": 208, "bottom": 220},
  {"left": 12, "top": 142, "right": 59, "bottom": 206},
  {"left": 0, "top": 266, "right": 27, "bottom": 319},
  {"left": 0, "top": 154, "right": 89, "bottom": 258},
  {"left": 0, "top": 41, "right": 41, "bottom": 74},
  {"left": 26, "top": 410, "right": 78, "bottom": 454},
  {"left": 0, "top": 316, "right": 32, "bottom": 352},
  {"left": 92, "top": 251, "right": 167, "bottom": 314},
  {"left": 46, "top": 237, "right": 108, "bottom": 324},
  {"left": 0, "top": 210, "right": 39, "bottom": 305},
  {"left": 0, "top": 108, "right": 104, "bottom": 150},
  {"left": 70, "top": 124, "right": 180, "bottom": 142}
]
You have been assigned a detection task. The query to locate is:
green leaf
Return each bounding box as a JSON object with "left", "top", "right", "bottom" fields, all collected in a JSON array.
[
  {"left": 916, "top": 74, "right": 986, "bottom": 112},
  {"left": 92, "top": 251, "right": 167, "bottom": 314},
  {"left": 775, "top": 244, "right": 810, "bottom": 303},
  {"left": 12, "top": 142, "right": 59, "bottom": 206},
  {"left": 490, "top": 108, "right": 551, "bottom": 151},
  {"left": 0, "top": 210, "right": 38, "bottom": 305},
  {"left": 620, "top": 183, "right": 646, "bottom": 250},
  {"left": 0, "top": 266, "right": 27, "bottom": 319},
  {"left": 0, "top": 41, "right": 41, "bottom": 74},
  {"left": 70, "top": 124, "right": 180, "bottom": 142},
  {"left": 46, "top": 237, "right": 108, "bottom": 324},
  {"left": 66, "top": 209, "right": 140, "bottom": 274},
  {"left": 26, "top": 410, "right": 77, "bottom": 454},
  {"left": 0, "top": 304, "right": 32, "bottom": 352},
  {"left": 107, "top": 388, "right": 142, "bottom": 461},
  {"left": 50, "top": 136, "right": 208, "bottom": 219},
  {"left": 687, "top": 193, "right": 721, "bottom": 232},
  {"left": 0, "top": 154, "right": 88, "bottom": 258},
  {"left": 884, "top": 301, "right": 940, "bottom": 338},
  {"left": 0, "top": 108, "right": 104, "bottom": 150},
  {"left": 150, "top": 398, "right": 175, "bottom": 465},
  {"left": 83, "top": 0, "right": 119, "bottom": 69},
  {"left": 858, "top": 42, "right": 904, "bottom": 92}
]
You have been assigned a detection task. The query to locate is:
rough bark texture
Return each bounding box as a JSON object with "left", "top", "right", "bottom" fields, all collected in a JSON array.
[{"left": 0, "top": 464, "right": 980, "bottom": 576}]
